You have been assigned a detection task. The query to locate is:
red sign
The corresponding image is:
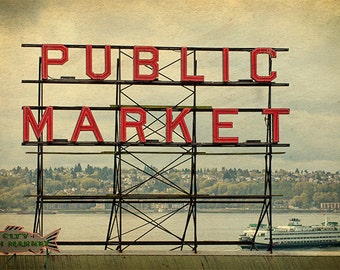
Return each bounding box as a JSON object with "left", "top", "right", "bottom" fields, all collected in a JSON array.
[
  {"left": 23, "top": 106, "right": 289, "bottom": 144},
  {"left": 41, "top": 44, "right": 279, "bottom": 82},
  {"left": 22, "top": 44, "right": 290, "bottom": 145}
]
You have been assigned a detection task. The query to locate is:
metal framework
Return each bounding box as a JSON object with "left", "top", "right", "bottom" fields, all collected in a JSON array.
[{"left": 22, "top": 44, "right": 289, "bottom": 253}]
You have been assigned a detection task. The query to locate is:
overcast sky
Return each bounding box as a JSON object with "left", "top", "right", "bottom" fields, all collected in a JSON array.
[{"left": 0, "top": 0, "right": 339, "bottom": 172}]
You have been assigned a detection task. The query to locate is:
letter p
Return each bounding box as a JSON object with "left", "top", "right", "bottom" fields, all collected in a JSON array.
[{"left": 42, "top": 44, "right": 68, "bottom": 79}]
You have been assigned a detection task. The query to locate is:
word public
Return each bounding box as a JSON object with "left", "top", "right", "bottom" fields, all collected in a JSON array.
[{"left": 42, "top": 44, "right": 279, "bottom": 82}]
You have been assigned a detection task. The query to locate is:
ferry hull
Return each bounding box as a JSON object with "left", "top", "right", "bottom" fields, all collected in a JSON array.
[{"left": 240, "top": 241, "right": 340, "bottom": 250}]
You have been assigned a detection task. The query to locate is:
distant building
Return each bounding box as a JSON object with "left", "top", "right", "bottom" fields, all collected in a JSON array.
[{"left": 320, "top": 203, "right": 340, "bottom": 210}]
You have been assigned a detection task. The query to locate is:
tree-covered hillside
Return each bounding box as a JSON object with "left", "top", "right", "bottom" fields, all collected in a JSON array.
[{"left": 0, "top": 165, "right": 339, "bottom": 211}]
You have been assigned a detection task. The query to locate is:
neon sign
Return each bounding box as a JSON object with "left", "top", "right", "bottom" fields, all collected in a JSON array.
[
  {"left": 22, "top": 44, "right": 290, "bottom": 145},
  {"left": 41, "top": 45, "right": 278, "bottom": 82},
  {"left": 23, "top": 106, "right": 289, "bottom": 144}
]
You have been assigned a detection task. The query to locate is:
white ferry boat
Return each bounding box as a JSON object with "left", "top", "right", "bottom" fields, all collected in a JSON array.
[{"left": 239, "top": 217, "right": 340, "bottom": 249}]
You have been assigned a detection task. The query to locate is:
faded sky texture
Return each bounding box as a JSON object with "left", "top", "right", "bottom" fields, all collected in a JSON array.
[{"left": 0, "top": 0, "right": 339, "bottom": 171}]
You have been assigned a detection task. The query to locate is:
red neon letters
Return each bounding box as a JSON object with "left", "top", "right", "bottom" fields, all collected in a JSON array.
[
  {"left": 120, "top": 107, "right": 147, "bottom": 143},
  {"left": 262, "top": 108, "right": 290, "bottom": 143},
  {"left": 42, "top": 45, "right": 68, "bottom": 80},
  {"left": 222, "top": 48, "right": 229, "bottom": 82},
  {"left": 213, "top": 109, "right": 239, "bottom": 143},
  {"left": 166, "top": 108, "right": 192, "bottom": 143},
  {"left": 86, "top": 45, "right": 111, "bottom": 80},
  {"left": 181, "top": 48, "right": 205, "bottom": 82},
  {"left": 71, "top": 107, "right": 104, "bottom": 142},
  {"left": 251, "top": 48, "right": 277, "bottom": 82},
  {"left": 133, "top": 46, "right": 159, "bottom": 81},
  {"left": 23, "top": 107, "right": 289, "bottom": 144},
  {"left": 23, "top": 106, "right": 53, "bottom": 142},
  {"left": 31, "top": 45, "right": 288, "bottom": 145},
  {"left": 41, "top": 45, "right": 278, "bottom": 82}
]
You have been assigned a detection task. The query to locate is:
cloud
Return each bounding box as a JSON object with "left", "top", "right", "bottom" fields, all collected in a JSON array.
[{"left": 0, "top": 0, "right": 339, "bottom": 172}]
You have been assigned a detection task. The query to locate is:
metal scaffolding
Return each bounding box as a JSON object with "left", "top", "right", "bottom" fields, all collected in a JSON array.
[{"left": 22, "top": 44, "right": 289, "bottom": 253}]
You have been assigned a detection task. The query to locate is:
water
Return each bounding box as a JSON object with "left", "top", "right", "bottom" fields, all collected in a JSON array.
[{"left": 1, "top": 211, "right": 340, "bottom": 253}]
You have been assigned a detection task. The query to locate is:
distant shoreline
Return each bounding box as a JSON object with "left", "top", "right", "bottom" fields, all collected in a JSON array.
[{"left": 1, "top": 208, "right": 337, "bottom": 215}]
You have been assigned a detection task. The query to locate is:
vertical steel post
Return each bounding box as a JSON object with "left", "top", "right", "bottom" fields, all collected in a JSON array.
[
  {"left": 253, "top": 52, "right": 274, "bottom": 252},
  {"left": 267, "top": 56, "right": 273, "bottom": 253},
  {"left": 180, "top": 49, "right": 198, "bottom": 252},
  {"left": 33, "top": 57, "right": 44, "bottom": 236},
  {"left": 192, "top": 51, "right": 198, "bottom": 253},
  {"left": 106, "top": 49, "right": 123, "bottom": 252}
]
